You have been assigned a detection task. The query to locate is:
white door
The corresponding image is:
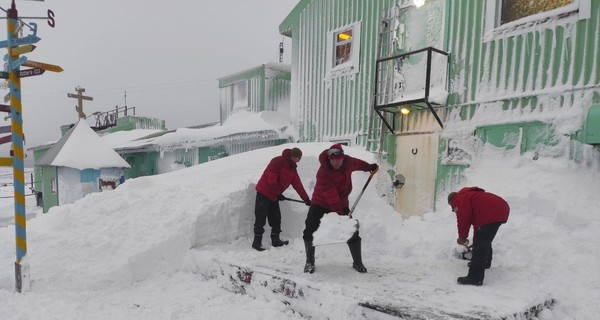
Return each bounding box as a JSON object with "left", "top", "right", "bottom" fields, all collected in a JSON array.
[{"left": 395, "top": 132, "right": 439, "bottom": 218}]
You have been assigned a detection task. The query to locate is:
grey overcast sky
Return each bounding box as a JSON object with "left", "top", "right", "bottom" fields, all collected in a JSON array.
[{"left": 0, "top": 0, "right": 298, "bottom": 159}]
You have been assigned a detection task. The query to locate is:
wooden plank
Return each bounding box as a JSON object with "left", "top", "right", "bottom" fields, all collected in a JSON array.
[
  {"left": 0, "top": 157, "right": 12, "bottom": 167},
  {"left": 0, "top": 134, "right": 12, "bottom": 145}
]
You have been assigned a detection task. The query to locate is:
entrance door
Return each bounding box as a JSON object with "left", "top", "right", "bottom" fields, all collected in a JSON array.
[{"left": 395, "top": 132, "right": 439, "bottom": 218}]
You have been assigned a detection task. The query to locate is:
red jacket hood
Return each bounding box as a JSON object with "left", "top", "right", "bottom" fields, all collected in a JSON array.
[{"left": 318, "top": 149, "right": 348, "bottom": 168}]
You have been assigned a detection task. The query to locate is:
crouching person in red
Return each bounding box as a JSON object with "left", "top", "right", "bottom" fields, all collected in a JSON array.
[
  {"left": 302, "top": 144, "right": 378, "bottom": 274},
  {"left": 253, "top": 148, "right": 311, "bottom": 251},
  {"left": 448, "top": 187, "right": 509, "bottom": 286}
]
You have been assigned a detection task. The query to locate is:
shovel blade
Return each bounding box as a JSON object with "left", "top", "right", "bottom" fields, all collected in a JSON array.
[{"left": 313, "top": 215, "right": 359, "bottom": 246}]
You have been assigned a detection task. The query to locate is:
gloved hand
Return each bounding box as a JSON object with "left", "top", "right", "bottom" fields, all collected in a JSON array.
[
  {"left": 342, "top": 207, "right": 351, "bottom": 215},
  {"left": 369, "top": 163, "right": 379, "bottom": 173},
  {"left": 304, "top": 199, "right": 311, "bottom": 206},
  {"left": 457, "top": 238, "right": 469, "bottom": 246},
  {"left": 277, "top": 194, "right": 286, "bottom": 201}
]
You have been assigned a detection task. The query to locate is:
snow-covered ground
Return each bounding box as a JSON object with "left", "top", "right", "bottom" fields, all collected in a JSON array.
[{"left": 0, "top": 142, "right": 599, "bottom": 319}]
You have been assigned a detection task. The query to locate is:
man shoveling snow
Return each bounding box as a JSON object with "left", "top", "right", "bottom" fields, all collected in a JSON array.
[{"left": 301, "top": 144, "right": 378, "bottom": 274}]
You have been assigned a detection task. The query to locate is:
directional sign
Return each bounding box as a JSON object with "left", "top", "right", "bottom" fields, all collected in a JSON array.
[
  {"left": 0, "top": 35, "right": 41, "bottom": 49},
  {"left": 22, "top": 59, "right": 63, "bottom": 73},
  {"left": 0, "top": 125, "right": 10, "bottom": 134},
  {"left": 0, "top": 134, "right": 11, "bottom": 145},
  {"left": 10, "top": 56, "right": 27, "bottom": 70},
  {"left": 10, "top": 44, "right": 36, "bottom": 56},
  {"left": 18, "top": 68, "right": 45, "bottom": 78},
  {"left": 0, "top": 68, "right": 46, "bottom": 79},
  {"left": 0, "top": 157, "right": 12, "bottom": 167},
  {"left": 0, "top": 104, "right": 10, "bottom": 113}
]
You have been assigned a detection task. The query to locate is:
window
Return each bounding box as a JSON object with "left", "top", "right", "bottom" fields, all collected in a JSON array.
[
  {"left": 484, "top": 0, "right": 590, "bottom": 41},
  {"left": 326, "top": 22, "right": 361, "bottom": 78},
  {"left": 232, "top": 81, "right": 248, "bottom": 111},
  {"left": 51, "top": 178, "right": 56, "bottom": 194},
  {"left": 501, "top": 0, "right": 575, "bottom": 25},
  {"left": 335, "top": 29, "right": 353, "bottom": 67}
]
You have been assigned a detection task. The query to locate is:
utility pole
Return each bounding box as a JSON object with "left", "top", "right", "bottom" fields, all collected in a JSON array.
[{"left": 67, "top": 86, "right": 93, "bottom": 119}]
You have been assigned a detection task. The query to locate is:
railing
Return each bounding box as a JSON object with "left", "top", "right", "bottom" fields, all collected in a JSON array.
[
  {"left": 373, "top": 46, "right": 449, "bottom": 131},
  {"left": 90, "top": 105, "right": 136, "bottom": 129}
]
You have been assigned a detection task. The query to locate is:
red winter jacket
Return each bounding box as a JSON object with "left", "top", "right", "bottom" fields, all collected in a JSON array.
[
  {"left": 255, "top": 149, "right": 310, "bottom": 202},
  {"left": 311, "top": 149, "right": 371, "bottom": 215},
  {"left": 450, "top": 187, "right": 510, "bottom": 239}
]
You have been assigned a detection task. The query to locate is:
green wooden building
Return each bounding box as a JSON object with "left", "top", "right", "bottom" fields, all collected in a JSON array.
[{"left": 280, "top": 0, "right": 599, "bottom": 217}]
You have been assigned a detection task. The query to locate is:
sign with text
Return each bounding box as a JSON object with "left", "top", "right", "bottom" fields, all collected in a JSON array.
[
  {"left": 0, "top": 125, "right": 10, "bottom": 134},
  {"left": 0, "top": 35, "right": 41, "bottom": 48},
  {"left": 0, "top": 104, "right": 9, "bottom": 113},
  {"left": 18, "top": 68, "right": 45, "bottom": 78},
  {"left": 22, "top": 59, "right": 63, "bottom": 72},
  {"left": 10, "top": 44, "right": 36, "bottom": 56},
  {"left": 0, "top": 68, "right": 46, "bottom": 79}
]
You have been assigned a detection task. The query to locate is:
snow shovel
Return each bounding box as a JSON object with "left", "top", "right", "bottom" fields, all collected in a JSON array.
[
  {"left": 452, "top": 245, "right": 472, "bottom": 260},
  {"left": 348, "top": 167, "right": 378, "bottom": 219},
  {"left": 279, "top": 196, "right": 306, "bottom": 204},
  {"left": 313, "top": 168, "right": 377, "bottom": 246}
]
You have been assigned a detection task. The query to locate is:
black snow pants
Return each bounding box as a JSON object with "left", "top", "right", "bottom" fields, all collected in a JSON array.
[
  {"left": 468, "top": 221, "right": 503, "bottom": 280},
  {"left": 254, "top": 192, "right": 282, "bottom": 236},
  {"left": 302, "top": 205, "right": 360, "bottom": 244}
]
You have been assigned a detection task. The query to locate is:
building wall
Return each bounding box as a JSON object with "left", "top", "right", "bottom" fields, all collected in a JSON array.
[
  {"left": 432, "top": 0, "right": 600, "bottom": 209},
  {"left": 285, "top": 0, "right": 402, "bottom": 145},
  {"left": 122, "top": 152, "right": 160, "bottom": 179},
  {"left": 219, "top": 64, "right": 291, "bottom": 124}
]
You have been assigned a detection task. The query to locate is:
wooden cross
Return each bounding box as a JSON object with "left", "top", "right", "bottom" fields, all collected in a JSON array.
[{"left": 67, "top": 86, "right": 93, "bottom": 119}]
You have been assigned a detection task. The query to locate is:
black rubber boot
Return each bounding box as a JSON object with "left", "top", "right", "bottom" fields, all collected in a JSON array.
[
  {"left": 348, "top": 239, "right": 367, "bottom": 273},
  {"left": 271, "top": 233, "right": 289, "bottom": 247},
  {"left": 251, "top": 235, "right": 265, "bottom": 252},
  {"left": 303, "top": 240, "right": 315, "bottom": 273},
  {"left": 457, "top": 276, "right": 483, "bottom": 286}
]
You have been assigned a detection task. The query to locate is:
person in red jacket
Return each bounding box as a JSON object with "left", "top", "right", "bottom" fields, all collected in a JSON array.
[
  {"left": 253, "top": 147, "right": 311, "bottom": 251},
  {"left": 302, "top": 144, "right": 378, "bottom": 274},
  {"left": 448, "top": 187, "right": 510, "bottom": 286}
]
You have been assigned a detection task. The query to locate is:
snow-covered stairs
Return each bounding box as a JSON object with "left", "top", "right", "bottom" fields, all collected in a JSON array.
[{"left": 203, "top": 261, "right": 555, "bottom": 319}]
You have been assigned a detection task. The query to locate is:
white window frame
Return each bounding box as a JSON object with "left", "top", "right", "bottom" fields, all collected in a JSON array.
[
  {"left": 232, "top": 80, "right": 249, "bottom": 111},
  {"left": 483, "top": 0, "right": 591, "bottom": 42},
  {"left": 51, "top": 177, "right": 56, "bottom": 194},
  {"left": 325, "top": 22, "right": 361, "bottom": 79}
]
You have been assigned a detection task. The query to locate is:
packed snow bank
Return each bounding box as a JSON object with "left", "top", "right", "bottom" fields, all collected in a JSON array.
[{"left": 0, "top": 142, "right": 599, "bottom": 319}]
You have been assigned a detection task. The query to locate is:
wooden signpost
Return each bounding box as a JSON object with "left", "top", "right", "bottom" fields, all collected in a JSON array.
[{"left": 1, "top": 0, "right": 60, "bottom": 294}]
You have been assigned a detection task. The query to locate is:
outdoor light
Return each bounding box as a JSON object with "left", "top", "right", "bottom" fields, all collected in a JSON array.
[
  {"left": 400, "top": 107, "right": 411, "bottom": 115},
  {"left": 413, "top": 0, "right": 426, "bottom": 8},
  {"left": 338, "top": 33, "right": 351, "bottom": 41}
]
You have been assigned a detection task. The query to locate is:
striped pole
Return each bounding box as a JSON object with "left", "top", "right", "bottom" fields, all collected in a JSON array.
[{"left": 7, "top": 0, "right": 29, "bottom": 293}]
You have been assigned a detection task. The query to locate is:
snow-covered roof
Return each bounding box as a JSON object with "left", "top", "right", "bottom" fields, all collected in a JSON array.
[
  {"left": 115, "top": 111, "right": 291, "bottom": 152},
  {"left": 37, "top": 119, "right": 131, "bottom": 170}
]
